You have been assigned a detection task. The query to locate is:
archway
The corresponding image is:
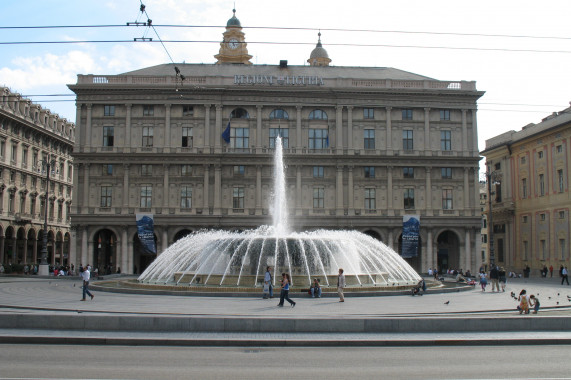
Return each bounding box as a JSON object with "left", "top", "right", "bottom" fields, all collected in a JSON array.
[
  {"left": 363, "top": 230, "right": 382, "bottom": 242},
  {"left": 16, "top": 227, "right": 26, "bottom": 264},
  {"left": 26, "top": 229, "right": 36, "bottom": 264},
  {"left": 436, "top": 230, "right": 461, "bottom": 273},
  {"left": 173, "top": 229, "right": 193, "bottom": 243},
  {"left": 4, "top": 226, "right": 15, "bottom": 265},
  {"left": 93, "top": 229, "right": 118, "bottom": 274}
]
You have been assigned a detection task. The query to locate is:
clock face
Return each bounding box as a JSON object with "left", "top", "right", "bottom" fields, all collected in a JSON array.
[{"left": 228, "top": 39, "right": 239, "bottom": 50}]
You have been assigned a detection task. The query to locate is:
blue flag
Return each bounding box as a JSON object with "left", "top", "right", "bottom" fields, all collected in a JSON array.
[
  {"left": 325, "top": 128, "right": 329, "bottom": 148},
  {"left": 222, "top": 121, "right": 231, "bottom": 143}
]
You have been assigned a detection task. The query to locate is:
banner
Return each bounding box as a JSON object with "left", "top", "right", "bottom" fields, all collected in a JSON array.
[
  {"left": 136, "top": 213, "right": 156, "bottom": 254},
  {"left": 401, "top": 215, "right": 420, "bottom": 258},
  {"left": 221, "top": 121, "right": 231, "bottom": 144}
]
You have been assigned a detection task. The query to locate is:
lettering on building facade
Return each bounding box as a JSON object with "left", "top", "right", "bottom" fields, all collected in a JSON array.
[{"left": 234, "top": 75, "right": 325, "bottom": 86}]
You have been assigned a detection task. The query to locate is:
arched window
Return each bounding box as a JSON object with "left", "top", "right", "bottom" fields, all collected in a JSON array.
[
  {"left": 309, "top": 109, "right": 328, "bottom": 120},
  {"left": 230, "top": 108, "right": 250, "bottom": 119},
  {"left": 269, "top": 109, "right": 289, "bottom": 120}
]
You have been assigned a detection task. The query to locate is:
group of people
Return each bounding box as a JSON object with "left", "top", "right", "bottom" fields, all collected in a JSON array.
[
  {"left": 517, "top": 289, "right": 540, "bottom": 314},
  {"left": 262, "top": 267, "right": 347, "bottom": 305},
  {"left": 479, "top": 266, "right": 507, "bottom": 292}
]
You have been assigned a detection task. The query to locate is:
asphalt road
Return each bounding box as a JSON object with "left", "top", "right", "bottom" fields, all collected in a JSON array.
[{"left": 2, "top": 344, "right": 571, "bottom": 379}]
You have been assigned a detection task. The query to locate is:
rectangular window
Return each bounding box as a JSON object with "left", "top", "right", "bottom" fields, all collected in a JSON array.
[
  {"left": 404, "top": 188, "right": 415, "bottom": 209},
  {"left": 183, "top": 105, "right": 194, "bottom": 117},
  {"left": 557, "top": 145, "right": 563, "bottom": 153},
  {"left": 523, "top": 241, "right": 529, "bottom": 260},
  {"left": 560, "top": 239, "right": 566, "bottom": 260},
  {"left": 364, "top": 166, "right": 375, "bottom": 178},
  {"left": 104, "top": 105, "right": 115, "bottom": 116},
  {"left": 558, "top": 169, "right": 564, "bottom": 192},
  {"left": 482, "top": 218, "right": 487, "bottom": 228},
  {"left": 269, "top": 128, "right": 289, "bottom": 148},
  {"left": 482, "top": 234, "right": 487, "bottom": 243},
  {"left": 440, "top": 110, "right": 450, "bottom": 121},
  {"left": 522, "top": 178, "right": 527, "bottom": 198},
  {"left": 140, "top": 185, "right": 152, "bottom": 208},
  {"left": 0, "top": 140, "right": 5, "bottom": 158},
  {"left": 540, "top": 213, "right": 546, "bottom": 221},
  {"left": 11, "top": 144, "right": 17, "bottom": 162},
  {"left": 181, "top": 164, "right": 192, "bottom": 176},
  {"left": 100, "top": 186, "right": 112, "bottom": 207},
  {"left": 142, "top": 127, "right": 153, "bottom": 147},
  {"left": 22, "top": 147, "right": 28, "bottom": 167},
  {"left": 313, "top": 166, "right": 324, "bottom": 178},
  {"left": 308, "top": 129, "right": 328, "bottom": 149},
  {"left": 402, "top": 109, "right": 413, "bottom": 120},
  {"left": 180, "top": 186, "right": 192, "bottom": 209},
  {"left": 403, "top": 130, "right": 413, "bottom": 150},
  {"left": 363, "top": 108, "right": 374, "bottom": 119},
  {"left": 523, "top": 215, "right": 528, "bottom": 223},
  {"left": 230, "top": 128, "right": 249, "bottom": 148},
  {"left": 365, "top": 188, "right": 376, "bottom": 210},
  {"left": 233, "top": 187, "right": 245, "bottom": 209},
  {"left": 182, "top": 127, "right": 193, "bottom": 147},
  {"left": 442, "top": 189, "right": 453, "bottom": 210},
  {"left": 540, "top": 239, "right": 546, "bottom": 260},
  {"left": 495, "top": 183, "right": 502, "bottom": 202},
  {"left": 141, "top": 164, "right": 152, "bottom": 176},
  {"left": 538, "top": 151, "right": 544, "bottom": 159},
  {"left": 441, "top": 131, "right": 452, "bottom": 151},
  {"left": 441, "top": 167, "right": 452, "bottom": 179},
  {"left": 102, "top": 164, "right": 113, "bottom": 175},
  {"left": 521, "top": 156, "right": 526, "bottom": 164},
  {"left": 494, "top": 162, "right": 501, "bottom": 170},
  {"left": 103, "top": 126, "right": 114, "bottom": 147},
  {"left": 539, "top": 173, "right": 545, "bottom": 196},
  {"left": 313, "top": 187, "right": 324, "bottom": 209},
  {"left": 403, "top": 167, "right": 414, "bottom": 178},
  {"left": 364, "top": 129, "right": 375, "bottom": 149},
  {"left": 559, "top": 211, "right": 565, "bottom": 219},
  {"left": 233, "top": 165, "right": 245, "bottom": 175},
  {"left": 143, "top": 105, "right": 154, "bottom": 116}
]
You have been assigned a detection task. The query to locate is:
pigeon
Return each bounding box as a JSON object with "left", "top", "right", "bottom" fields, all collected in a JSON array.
[
  {"left": 444, "top": 301, "right": 450, "bottom": 305},
  {"left": 549, "top": 297, "right": 552, "bottom": 299},
  {"left": 558, "top": 293, "right": 560, "bottom": 296},
  {"left": 557, "top": 302, "right": 559, "bottom": 305},
  {"left": 510, "top": 291, "right": 516, "bottom": 298}
]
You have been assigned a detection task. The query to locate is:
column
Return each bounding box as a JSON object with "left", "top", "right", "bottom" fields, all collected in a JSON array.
[
  {"left": 388, "top": 230, "right": 394, "bottom": 251},
  {"left": 87, "top": 240, "right": 94, "bottom": 267},
  {"left": 425, "top": 167, "right": 432, "bottom": 215},
  {"left": 336, "top": 106, "right": 343, "bottom": 154},
  {"left": 215, "top": 104, "right": 222, "bottom": 153},
  {"left": 203, "top": 165, "right": 210, "bottom": 210},
  {"left": 462, "top": 109, "right": 468, "bottom": 156},
  {"left": 125, "top": 104, "right": 132, "bottom": 150},
  {"left": 464, "top": 167, "right": 470, "bottom": 210},
  {"left": 75, "top": 104, "right": 82, "bottom": 151},
  {"left": 296, "top": 106, "right": 302, "bottom": 153},
  {"left": 32, "top": 238, "right": 37, "bottom": 264},
  {"left": 256, "top": 165, "right": 262, "bottom": 215},
  {"left": 11, "top": 236, "right": 16, "bottom": 264},
  {"left": 336, "top": 165, "right": 343, "bottom": 214},
  {"left": 164, "top": 104, "right": 171, "bottom": 149},
  {"left": 81, "top": 227, "right": 88, "bottom": 266},
  {"left": 204, "top": 104, "right": 211, "bottom": 152},
  {"left": 121, "top": 227, "right": 128, "bottom": 274},
  {"left": 347, "top": 106, "right": 354, "bottom": 154},
  {"left": 387, "top": 166, "right": 393, "bottom": 216},
  {"left": 424, "top": 108, "right": 430, "bottom": 154},
  {"left": 83, "top": 164, "right": 90, "bottom": 209},
  {"left": 161, "top": 228, "right": 168, "bottom": 254},
  {"left": 22, "top": 238, "right": 28, "bottom": 265},
  {"left": 472, "top": 109, "right": 479, "bottom": 154},
  {"left": 386, "top": 107, "right": 392, "bottom": 154},
  {"left": 426, "top": 229, "right": 434, "bottom": 270},
  {"left": 213, "top": 164, "right": 221, "bottom": 214},
  {"left": 127, "top": 237, "right": 134, "bottom": 274},
  {"left": 163, "top": 164, "right": 169, "bottom": 208},
  {"left": 296, "top": 165, "right": 302, "bottom": 215},
  {"left": 465, "top": 229, "right": 471, "bottom": 272},
  {"left": 347, "top": 166, "right": 354, "bottom": 212},
  {"left": 0, "top": 237, "right": 4, "bottom": 265},
  {"left": 123, "top": 164, "right": 130, "bottom": 208},
  {"left": 256, "top": 105, "right": 262, "bottom": 153},
  {"left": 85, "top": 104, "right": 92, "bottom": 149}
]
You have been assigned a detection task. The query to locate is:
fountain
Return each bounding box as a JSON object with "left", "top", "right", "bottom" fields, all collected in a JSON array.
[{"left": 138, "top": 137, "right": 421, "bottom": 290}]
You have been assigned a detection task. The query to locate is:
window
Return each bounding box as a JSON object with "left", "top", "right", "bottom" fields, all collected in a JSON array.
[
  {"left": 403, "top": 130, "right": 413, "bottom": 150},
  {"left": 230, "top": 128, "right": 249, "bottom": 148},
  {"left": 540, "top": 213, "right": 546, "bottom": 221},
  {"left": 233, "top": 187, "right": 245, "bottom": 209},
  {"left": 11, "top": 144, "right": 17, "bottom": 162},
  {"left": 539, "top": 174, "right": 545, "bottom": 196},
  {"left": 30, "top": 197, "right": 36, "bottom": 215},
  {"left": 141, "top": 164, "right": 152, "bottom": 176},
  {"left": 364, "top": 166, "right": 375, "bottom": 178},
  {"left": 494, "top": 162, "right": 501, "bottom": 170},
  {"left": 441, "top": 168, "right": 452, "bottom": 179},
  {"left": 183, "top": 105, "right": 194, "bottom": 117},
  {"left": 521, "top": 156, "right": 526, "bottom": 164},
  {"left": 313, "top": 166, "right": 324, "bottom": 178},
  {"left": 495, "top": 183, "right": 502, "bottom": 202},
  {"left": 104, "top": 105, "right": 115, "bottom": 116},
  {"left": 442, "top": 189, "right": 453, "bottom": 210},
  {"left": 363, "top": 108, "right": 374, "bottom": 119},
  {"left": 559, "top": 211, "right": 565, "bottom": 219},
  {"left": 402, "top": 109, "right": 413, "bottom": 120},
  {"left": 140, "top": 185, "right": 152, "bottom": 208},
  {"left": 0, "top": 140, "right": 5, "bottom": 158},
  {"left": 313, "top": 187, "right": 324, "bottom": 208},
  {"left": 482, "top": 234, "right": 487, "bottom": 243},
  {"left": 440, "top": 110, "right": 450, "bottom": 121},
  {"left": 180, "top": 186, "right": 192, "bottom": 209},
  {"left": 103, "top": 126, "right": 114, "bottom": 147},
  {"left": 523, "top": 215, "right": 528, "bottom": 223},
  {"left": 365, "top": 188, "right": 376, "bottom": 210},
  {"left": 557, "top": 145, "right": 563, "bottom": 153},
  {"left": 482, "top": 218, "right": 487, "bottom": 228},
  {"left": 269, "top": 128, "right": 289, "bottom": 148},
  {"left": 540, "top": 239, "right": 547, "bottom": 260},
  {"left": 142, "top": 127, "right": 153, "bottom": 147},
  {"left": 102, "top": 164, "right": 113, "bottom": 175},
  {"left": 100, "top": 186, "right": 112, "bottom": 207},
  {"left": 522, "top": 178, "right": 527, "bottom": 198},
  {"left": 538, "top": 151, "right": 544, "bottom": 159},
  {"left": 523, "top": 241, "right": 529, "bottom": 261},
  {"left": 269, "top": 109, "right": 289, "bottom": 119},
  {"left": 181, "top": 164, "right": 192, "bottom": 176},
  {"left": 558, "top": 169, "right": 564, "bottom": 192},
  {"left": 560, "top": 239, "right": 566, "bottom": 260},
  {"left": 182, "top": 127, "right": 193, "bottom": 147},
  {"left": 22, "top": 147, "right": 28, "bottom": 167},
  {"left": 404, "top": 188, "right": 415, "bottom": 209},
  {"left": 309, "top": 129, "right": 328, "bottom": 149},
  {"left": 441, "top": 131, "right": 451, "bottom": 151},
  {"left": 309, "top": 109, "right": 327, "bottom": 120},
  {"left": 364, "top": 129, "right": 375, "bottom": 149},
  {"left": 230, "top": 108, "right": 249, "bottom": 119},
  {"left": 403, "top": 167, "right": 414, "bottom": 178},
  {"left": 233, "top": 165, "right": 245, "bottom": 175},
  {"left": 143, "top": 105, "right": 154, "bottom": 116}
]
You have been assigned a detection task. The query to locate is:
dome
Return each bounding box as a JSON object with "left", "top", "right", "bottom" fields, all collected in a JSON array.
[
  {"left": 226, "top": 9, "right": 241, "bottom": 27},
  {"left": 308, "top": 32, "right": 332, "bottom": 66},
  {"left": 310, "top": 45, "right": 329, "bottom": 59}
]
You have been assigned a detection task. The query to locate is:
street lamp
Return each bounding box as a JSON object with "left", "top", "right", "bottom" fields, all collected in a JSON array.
[
  {"left": 486, "top": 164, "right": 501, "bottom": 269},
  {"left": 38, "top": 159, "right": 56, "bottom": 276}
]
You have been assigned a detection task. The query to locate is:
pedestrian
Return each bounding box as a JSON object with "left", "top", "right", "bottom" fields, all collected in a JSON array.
[
  {"left": 562, "top": 266, "right": 569, "bottom": 285},
  {"left": 80, "top": 265, "right": 94, "bottom": 301},
  {"left": 498, "top": 267, "right": 507, "bottom": 292},
  {"left": 517, "top": 290, "right": 529, "bottom": 314},
  {"left": 337, "top": 268, "right": 346, "bottom": 302},
  {"left": 549, "top": 265, "right": 554, "bottom": 278},
  {"left": 263, "top": 266, "right": 273, "bottom": 299},
  {"left": 310, "top": 278, "right": 322, "bottom": 298},
  {"left": 479, "top": 271, "right": 488, "bottom": 292},
  {"left": 277, "top": 273, "right": 295, "bottom": 307},
  {"left": 529, "top": 295, "right": 540, "bottom": 314},
  {"left": 490, "top": 265, "right": 500, "bottom": 292}
]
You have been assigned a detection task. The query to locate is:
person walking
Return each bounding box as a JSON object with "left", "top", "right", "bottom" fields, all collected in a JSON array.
[
  {"left": 80, "top": 266, "right": 94, "bottom": 301},
  {"left": 479, "top": 271, "right": 488, "bottom": 292},
  {"left": 490, "top": 265, "right": 500, "bottom": 292},
  {"left": 277, "top": 273, "right": 295, "bottom": 307},
  {"left": 498, "top": 267, "right": 507, "bottom": 292},
  {"left": 263, "top": 266, "right": 273, "bottom": 299},
  {"left": 549, "top": 265, "right": 554, "bottom": 278},
  {"left": 562, "top": 266, "right": 569, "bottom": 285},
  {"left": 337, "top": 268, "right": 346, "bottom": 302}
]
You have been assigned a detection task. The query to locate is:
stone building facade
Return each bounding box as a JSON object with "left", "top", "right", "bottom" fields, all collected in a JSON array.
[
  {"left": 0, "top": 87, "right": 75, "bottom": 268},
  {"left": 68, "top": 11, "right": 484, "bottom": 275},
  {"left": 481, "top": 106, "right": 571, "bottom": 274}
]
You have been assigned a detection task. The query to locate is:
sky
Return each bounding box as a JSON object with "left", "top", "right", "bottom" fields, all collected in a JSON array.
[{"left": 1, "top": 0, "right": 570, "bottom": 177}]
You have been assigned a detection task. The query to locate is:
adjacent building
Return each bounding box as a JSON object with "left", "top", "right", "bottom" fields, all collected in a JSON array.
[{"left": 69, "top": 10, "right": 484, "bottom": 274}]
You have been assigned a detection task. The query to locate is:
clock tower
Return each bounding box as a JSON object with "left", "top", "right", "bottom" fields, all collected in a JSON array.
[{"left": 215, "top": 9, "right": 253, "bottom": 65}]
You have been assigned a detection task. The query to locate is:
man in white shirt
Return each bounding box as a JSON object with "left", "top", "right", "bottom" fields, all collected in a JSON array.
[
  {"left": 263, "top": 266, "right": 273, "bottom": 299},
  {"left": 81, "top": 266, "right": 94, "bottom": 301},
  {"left": 562, "top": 266, "right": 569, "bottom": 285}
]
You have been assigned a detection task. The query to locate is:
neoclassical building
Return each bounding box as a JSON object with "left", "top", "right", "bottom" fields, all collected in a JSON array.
[
  {"left": 0, "top": 87, "right": 75, "bottom": 268},
  {"left": 69, "top": 10, "right": 484, "bottom": 274},
  {"left": 481, "top": 105, "right": 571, "bottom": 273}
]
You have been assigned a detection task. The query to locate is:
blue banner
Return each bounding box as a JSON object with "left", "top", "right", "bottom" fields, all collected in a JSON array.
[
  {"left": 221, "top": 121, "right": 231, "bottom": 143},
  {"left": 402, "top": 215, "right": 420, "bottom": 258},
  {"left": 136, "top": 213, "right": 156, "bottom": 254}
]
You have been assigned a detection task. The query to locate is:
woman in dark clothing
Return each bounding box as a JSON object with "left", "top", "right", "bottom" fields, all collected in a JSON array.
[{"left": 277, "top": 273, "right": 296, "bottom": 307}]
